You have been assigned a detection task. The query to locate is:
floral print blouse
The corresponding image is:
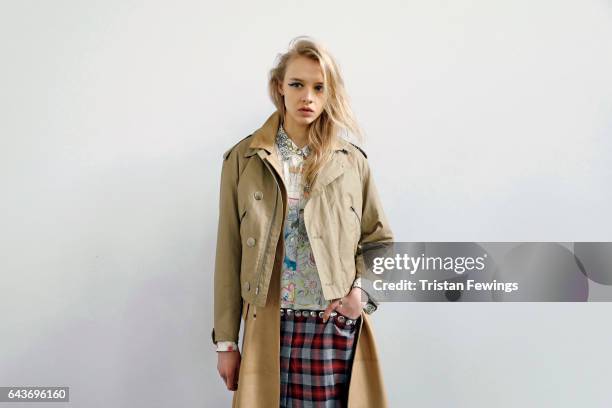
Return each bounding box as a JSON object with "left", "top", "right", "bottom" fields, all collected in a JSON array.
[{"left": 275, "top": 123, "right": 331, "bottom": 310}]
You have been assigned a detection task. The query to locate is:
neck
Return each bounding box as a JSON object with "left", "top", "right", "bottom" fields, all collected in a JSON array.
[{"left": 282, "top": 115, "right": 308, "bottom": 149}]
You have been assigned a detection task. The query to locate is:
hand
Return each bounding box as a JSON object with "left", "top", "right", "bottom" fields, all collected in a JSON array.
[
  {"left": 217, "top": 350, "right": 241, "bottom": 391},
  {"left": 322, "top": 287, "right": 366, "bottom": 322}
]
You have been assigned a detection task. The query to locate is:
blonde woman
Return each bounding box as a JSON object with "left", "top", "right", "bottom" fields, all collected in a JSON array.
[{"left": 212, "top": 36, "right": 394, "bottom": 407}]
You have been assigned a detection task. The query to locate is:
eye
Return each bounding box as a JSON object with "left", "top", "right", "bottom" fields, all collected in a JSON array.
[
  {"left": 315, "top": 85, "right": 324, "bottom": 92},
  {"left": 289, "top": 82, "right": 302, "bottom": 88}
]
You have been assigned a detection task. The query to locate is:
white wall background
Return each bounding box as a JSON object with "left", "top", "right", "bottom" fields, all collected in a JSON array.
[{"left": 1, "top": 0, "right": 611, "bottom": 407}]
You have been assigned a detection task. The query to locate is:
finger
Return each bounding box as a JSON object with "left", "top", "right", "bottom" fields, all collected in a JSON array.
[
  {"left": 234, "top": 361, "right": 241, "bottom": 390},
  {"left": 228, "top": 370, "right": 236, "bottom": 391},
  {"left": 323, "top": 299, "right": 340, "bottom": 322}
]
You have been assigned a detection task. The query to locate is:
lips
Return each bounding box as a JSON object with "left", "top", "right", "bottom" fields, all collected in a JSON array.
[{"left": 299, "top": 107, "right": 314, "bottom": 112}]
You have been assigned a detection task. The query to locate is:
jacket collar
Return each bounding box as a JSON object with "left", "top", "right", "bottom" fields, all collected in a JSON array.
[
  {"left": 245, "top": 110, "right": 348, "bottom": 157},
  {"left": 245, "top": 110, "right": 350, "bottom": 197}
]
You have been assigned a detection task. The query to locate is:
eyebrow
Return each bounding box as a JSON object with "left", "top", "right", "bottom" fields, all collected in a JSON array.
[{"left": 288, "top": 77, "right": 324, "bottom": 85}]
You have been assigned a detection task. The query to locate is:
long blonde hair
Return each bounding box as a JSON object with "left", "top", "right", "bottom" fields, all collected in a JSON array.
[{"left": 268, "top": 36, "right": 364, "bottom": 190}]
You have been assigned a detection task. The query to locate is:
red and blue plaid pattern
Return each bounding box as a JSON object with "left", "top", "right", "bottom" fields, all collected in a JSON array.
[{"left": 280, "top": 308, "right": 361, "bottom": 407}]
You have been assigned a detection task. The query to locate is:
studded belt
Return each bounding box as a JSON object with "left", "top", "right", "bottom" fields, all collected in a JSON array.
[{"left": 280, "top": 308, "right": 359, "bottom": 326}]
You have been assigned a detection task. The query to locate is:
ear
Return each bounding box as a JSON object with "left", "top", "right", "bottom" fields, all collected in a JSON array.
[{"left": 277, "top": 81, "right": 284, "bottom": 96}]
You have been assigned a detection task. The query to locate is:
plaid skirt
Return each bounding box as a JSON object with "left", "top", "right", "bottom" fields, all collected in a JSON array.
[{"left": 279, "top": 308, "right": 361, "bottom": 408}]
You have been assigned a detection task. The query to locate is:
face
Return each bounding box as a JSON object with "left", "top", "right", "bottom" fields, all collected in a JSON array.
[{"left": 278, "top": 55, "right": 327, "bottom": 128}]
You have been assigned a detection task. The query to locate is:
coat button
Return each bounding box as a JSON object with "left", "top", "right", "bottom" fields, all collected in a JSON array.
[
  {"left": 244, "top": 281, "right": 250, "bottom": 291},
  {"left": 246, "top": 237, "right": 256, "bottom": 247},
  {"left": 254, "top": 191, "right": 263, "bottom": 200}
]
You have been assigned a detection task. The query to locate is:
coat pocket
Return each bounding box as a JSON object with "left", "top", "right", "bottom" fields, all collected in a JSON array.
[
  {"left": 349, "top": 205, "right": 361, "bottom": 226},
  {"left": 349, "top": 205, "right": 362, "bottom": 251},
  {"left": 238, "top": 208, "right": 248, "bottom": 240}
]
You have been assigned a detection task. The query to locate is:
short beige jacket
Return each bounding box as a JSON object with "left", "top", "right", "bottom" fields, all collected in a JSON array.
[{"left": 212, "top": 110, "right": 394, "bottom": 345}]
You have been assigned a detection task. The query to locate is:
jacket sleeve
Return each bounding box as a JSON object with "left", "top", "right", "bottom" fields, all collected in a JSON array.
[
  {"left": 354, "top": 156, "right": 394, "bottom": 305},
  {"left": 211, "top": 147, "right": 243, "bottom": 346}
]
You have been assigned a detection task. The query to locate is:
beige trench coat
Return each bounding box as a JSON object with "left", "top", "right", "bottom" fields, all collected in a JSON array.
[
  {"left": 232, "top": 244, "right": 389, "bottom": 408},
  {"left": 214, "top": 111, "right": 393, "bottom": 407}
]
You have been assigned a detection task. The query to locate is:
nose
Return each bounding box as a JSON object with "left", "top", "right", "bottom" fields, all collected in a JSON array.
[{"left": 301, "top": 89, "right": 313, "bottom": 103}]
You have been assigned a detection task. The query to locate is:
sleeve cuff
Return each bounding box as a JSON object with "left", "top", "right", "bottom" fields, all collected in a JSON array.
[{"left": 216, "top": 341, "right": 239, "bottom": 352}]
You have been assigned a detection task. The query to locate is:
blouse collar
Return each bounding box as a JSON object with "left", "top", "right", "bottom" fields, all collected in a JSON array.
[{"left": 276, "top": 122, "right": 310, "bottom": 161}]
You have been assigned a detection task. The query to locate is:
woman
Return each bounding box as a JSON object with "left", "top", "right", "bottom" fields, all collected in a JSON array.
[{"left": 212, "top": 36, "right": 394, "bottom": 407}]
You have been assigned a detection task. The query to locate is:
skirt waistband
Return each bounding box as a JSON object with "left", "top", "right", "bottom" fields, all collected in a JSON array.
[{"left": 280, "top": 307, "right": 359, "bottom": 326}]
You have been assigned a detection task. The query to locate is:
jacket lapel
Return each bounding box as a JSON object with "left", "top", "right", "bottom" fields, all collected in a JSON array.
[
  {"left": 245, "top": 110, "right": 351, "bottom": 196},
  {"left": 306, "top": 152, "right": 346, "bottom": 197}
]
